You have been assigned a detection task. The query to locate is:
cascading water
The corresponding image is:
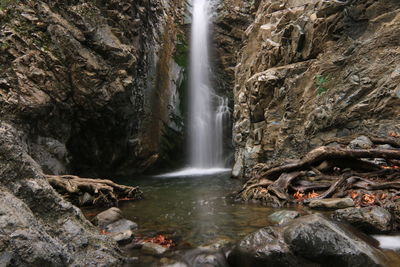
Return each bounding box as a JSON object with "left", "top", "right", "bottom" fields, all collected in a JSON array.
[
  {"left": 188, "top": 0, "right": 229, "bottom": 169},
  {"left": 158, "top": 0, "right": 230, "bottom": 177}
]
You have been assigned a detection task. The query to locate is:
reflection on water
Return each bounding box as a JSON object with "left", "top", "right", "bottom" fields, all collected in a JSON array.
[{"left": 116, "top": 171, "right": 280, "bottom": 246}]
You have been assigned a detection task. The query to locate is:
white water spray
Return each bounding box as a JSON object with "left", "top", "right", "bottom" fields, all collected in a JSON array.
[{"left": 188, "top": 0, "right": 229, "bottom": 169}]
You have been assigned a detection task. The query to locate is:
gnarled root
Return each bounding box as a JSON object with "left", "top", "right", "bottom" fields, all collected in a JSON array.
[{"left": 46, "top": 175, "right": 142, "bottom": 207}]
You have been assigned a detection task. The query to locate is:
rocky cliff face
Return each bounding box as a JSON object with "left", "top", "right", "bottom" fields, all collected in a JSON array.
[
  {"left": 0, "top": 0, "right": 186, "bottom": 176},
  {"left": 0, "top": 0, "right": 186, "bottom": 265},
  {"left": 232, "top": 0, "right": 400, "bottom": 178}
]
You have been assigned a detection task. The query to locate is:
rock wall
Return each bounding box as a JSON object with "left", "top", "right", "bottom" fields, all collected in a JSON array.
[
  {"left": 0, "top": 0, "right": 186, "bottom": 264},
  {"left": 0, "top": 0, "right": 187, "bottom": 176},
  {"left": 232, "top": 0, "right": 400, "bottom": 178}
]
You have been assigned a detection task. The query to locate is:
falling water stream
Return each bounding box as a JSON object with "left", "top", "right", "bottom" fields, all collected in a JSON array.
[{"left": 188, "top": 0, "right": 229, "bottom": 170}]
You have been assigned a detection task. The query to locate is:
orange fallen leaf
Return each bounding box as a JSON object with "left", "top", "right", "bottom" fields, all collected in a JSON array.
[
  {"left": 350, "top": 191, "right": 359, "bottom": 199},
  {"left": 362, "top": 194, "right": 375, "bottom": 205},
  {"left": 143, "top": 235, "right": 175, "bottom": 248},
  {"left": 294, "top": 191, "right": 305, "bottom": 200},
  {"left": 389, "top": 132, "right": 399, "bottom": 138},
  {"left": 380, "top": 194, "right": 387, "bottom": 200},
  {"left": 307, "top": 191, "right": 320, "bottom": 199}
]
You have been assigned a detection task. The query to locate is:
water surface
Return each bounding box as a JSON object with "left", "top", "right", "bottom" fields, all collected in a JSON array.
[{"left": 116, "top": 171, "right": 281, "bottom": 247}]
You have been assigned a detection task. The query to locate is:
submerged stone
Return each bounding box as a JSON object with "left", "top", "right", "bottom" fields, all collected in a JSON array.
[
  {"left": 141, "top": 242, "right": 168, "bottom": 255},
  {"left": 105, "top": 218, "right": 138, "bottom": 233},
  {"left": 268, "top": 210, "right": 300, "bottom": 225}
]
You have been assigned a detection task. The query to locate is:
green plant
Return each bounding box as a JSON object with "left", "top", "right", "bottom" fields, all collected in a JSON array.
[
  {"left": 0, "top": 0, "right": 17, "bottom": 10},
  {"left": 314, "top": 74, "right": 329, "bottom": 95},
  {"left": 174, "top": 33, "right": 188, "bottom": 67}
]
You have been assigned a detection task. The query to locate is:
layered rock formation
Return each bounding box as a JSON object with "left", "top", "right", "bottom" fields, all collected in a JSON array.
[
  {"left": 0, "top": 0, "right": 186, "bottom": 264},
  {"left": 232, "top": 0, "right": 400, "bottom": 178},
  {"left": 0, "top": 0, "right": 187, "bottom": 176}
]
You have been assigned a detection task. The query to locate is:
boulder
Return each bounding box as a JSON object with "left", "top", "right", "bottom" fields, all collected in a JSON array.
[
  {"left": 284, "top": 214, "right": 384, "bottom": 266},
  {"left": 227, "top": 227, "right": 307, "bottom": 267},
  {"left": 309, "top": 198, "right": 354, "bottom": 209},
  {"left": 228, "top": 214, "right": 385, "bottom": 267},
  {"left": 268, "top": 210, "right": 300, "bottom": 225},
  {"left": 93, "top": 207, "right": 122, "bottom": 228},
  {"left": 332, "top": 206, "right": 392, "bottom": 234},
  {"left": 105, "top": 218, "right": 138, "bottom": 233}
]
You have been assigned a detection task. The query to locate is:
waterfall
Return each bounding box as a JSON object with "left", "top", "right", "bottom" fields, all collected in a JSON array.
[{"left": 188, "top": 0, "right": 228, "bottom": 169}]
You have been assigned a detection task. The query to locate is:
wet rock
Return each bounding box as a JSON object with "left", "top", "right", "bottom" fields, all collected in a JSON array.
[
  {"left": 105, "top": 218, "right": 138, "bottom": 233},
  {"left": 141, "top": 242, "right": 168, "bottom": 255},
  {"left": 309, "top": 198, "right": 354, "bottom": 209},
  {"left": 268, "top": 210, "right": 300, "bottom": 225},
  {"left": 111, "top": 230, "right": 134, "bottom": 245},
  {"left": 230, "top": 214, "right": 385, "bottom": 267},
  {"left": 0, "top": 123, "right": 123, "bottom": 266},
  {"left": 284, "top": 214, "right": 385, "bottom": 266},
  {"left": 348, "top": 136, "right": 373, "bottom": 149},
  {"left": 332, "top": 206, "right": 392, "bottom": 234},
  {"left": 93, "top": 207, "right": 123, "bottom": 228},
  {"left": 228, "top": 227, "right": 305, "bottom": 267}
]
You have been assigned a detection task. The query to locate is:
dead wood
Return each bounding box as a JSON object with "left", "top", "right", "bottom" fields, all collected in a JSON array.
[
  {"left": 268, "top": 172, "right": 304, "bottom": 200},
  {"left": 258, "top": 147, "right": 400, "bottom": 180},
  {"left": 46, "top": 175, "right": 142, "bottom": 207},
  {"left": 302, "top": 175, "right": 349, "bottom": 203}
]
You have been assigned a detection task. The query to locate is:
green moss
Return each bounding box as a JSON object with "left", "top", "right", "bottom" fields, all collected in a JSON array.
[
  {"left": 0, "top": 0, "right": 17, "bottom": 10},
  {"left": 314, "top": 74, "right": 329, "bottom": 95},
  {"left": 174, "top": 33, "right": 189, "bottom": 67}
]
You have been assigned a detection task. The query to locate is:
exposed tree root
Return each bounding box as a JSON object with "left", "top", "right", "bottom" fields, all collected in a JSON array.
[
  {"left": 258, "top": 146, "right": 400, "bottom": 180},
  {"left": 237, "top": 139, "right": 400, "bottom": 210},
  {"left": 46, "top": 175, "right": 142, "bottom": 207}
]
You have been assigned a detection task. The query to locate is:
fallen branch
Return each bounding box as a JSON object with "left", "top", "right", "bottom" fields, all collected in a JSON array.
[{"left": 46, "top": 175, "right": 142, "bottom": 207}]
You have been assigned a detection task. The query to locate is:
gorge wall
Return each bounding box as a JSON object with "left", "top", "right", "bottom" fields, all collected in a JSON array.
[
  {"left": 231, "top": 0, "right": 400, "bottom": 178},
  {"left": 0, "top": 0, "right": 187, "bottom": 177},
  {"left": 0, "top": 0, "right": 186, "bottom": 265}
]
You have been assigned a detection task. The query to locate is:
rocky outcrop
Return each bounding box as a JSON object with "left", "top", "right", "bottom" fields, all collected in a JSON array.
[
  {"left": 232, "top": 0, "right": 400, "bottom": 178},
  {"left": 0, "top": 122, "right": 123, "bottom": 266},
  {"left": 0, "top": 0, "right": 187, "bottom": 176},
  {"left": 228, "top": 214, "right": 386, "bottom": 267}
]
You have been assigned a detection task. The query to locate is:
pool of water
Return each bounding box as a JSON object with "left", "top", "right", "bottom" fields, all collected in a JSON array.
[
  {"left": 115, "top": 170, "right": 288, "bottom": 247},
  {"left": 83, "top": 170, "right": 400, "bottom": 266}
]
